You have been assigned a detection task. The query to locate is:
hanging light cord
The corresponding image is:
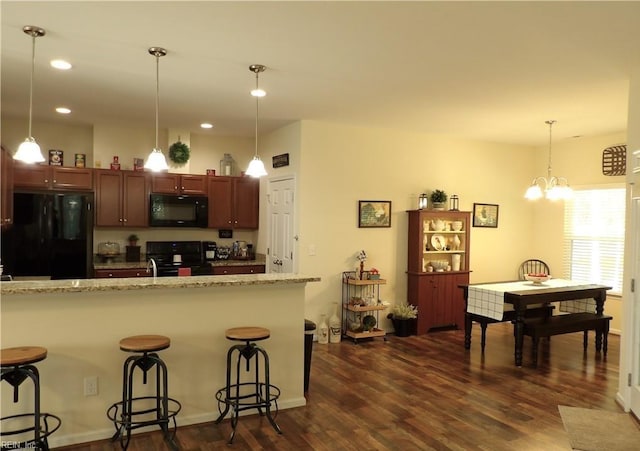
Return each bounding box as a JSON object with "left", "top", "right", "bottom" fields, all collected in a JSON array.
[
  {"left": 546, "top": 119, "right": 555, "bottom": 179},
  {"left": 27, "top": 32, "right": 36, "bottom": 138},
  {"left": 155, "top": 53, "right": 160, "bottom": 150},
  {"left": 255, "top": 71, "right": 259, "bottom": 157}
]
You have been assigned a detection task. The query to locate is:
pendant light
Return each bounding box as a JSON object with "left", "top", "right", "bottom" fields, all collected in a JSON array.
[
  {"left": 13, "top": 26, "right": 46, "bottom": 164},
  {"left": 524, "top": 120, "right": 572, "bottom": 201},
  {"left": 144, "top": 47, "right": 169, "bottom": 172},
  {"left": 245, "top": 64, "right": 268, "bottom": 177}
]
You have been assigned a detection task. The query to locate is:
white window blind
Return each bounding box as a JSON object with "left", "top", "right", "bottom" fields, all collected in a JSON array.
[{"left": 563, "top": 187, "right": 625, "bottom": 294}]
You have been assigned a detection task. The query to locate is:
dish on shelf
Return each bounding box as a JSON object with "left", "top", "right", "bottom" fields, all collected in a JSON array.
[
  {"left": 525, "top": 273, "right": 551, "bottom": 284},
  {"left": 431, "top": 234, "right": 446, "bottom": 251},
  {"left": 430, "top": 260, "right": 448, "bottom": 271}
]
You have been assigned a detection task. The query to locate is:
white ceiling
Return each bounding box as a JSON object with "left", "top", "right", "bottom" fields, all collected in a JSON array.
[{"left": 2, "top": 1, "right": 640, "bottom": 147}]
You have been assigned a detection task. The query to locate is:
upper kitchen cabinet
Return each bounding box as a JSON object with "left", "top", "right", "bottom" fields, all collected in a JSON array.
[
  {"left": 13, "top": 163, "right": 93, "bottom": 191},
  {"left": 1, "top": 145, "right": 14, "bottom": 229},
  {"left": 208, "top": 176, "right": 259, "bottom": 229},
  {"left": 152, "top": 173, "right": 207, "bottom": 195},
  {"left": 95, "top": 170, "right": 149, "bottom": 227}
]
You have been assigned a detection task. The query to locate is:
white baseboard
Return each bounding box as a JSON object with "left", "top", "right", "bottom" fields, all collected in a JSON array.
[{"left": 48, "top": 396, "right": 307, "bottom": 448}]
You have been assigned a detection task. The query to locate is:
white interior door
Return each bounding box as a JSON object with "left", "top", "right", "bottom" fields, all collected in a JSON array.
[
  {"left": 267, "top": 176, "right": 296, "bottom": 274},
  {"left": 630, "top": 197, "right": 640, "bottom": 416}
]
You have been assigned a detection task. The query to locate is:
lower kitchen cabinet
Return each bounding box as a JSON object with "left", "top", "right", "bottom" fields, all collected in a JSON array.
[
  {"left": 94, "top": 268, "right": 149, "bottom": 278},
  {"left": 211, "top": 265, "right": 265, "bottom": 275},
  {"left": 407, "top": 272, "right": 468, "bottom": 334}
]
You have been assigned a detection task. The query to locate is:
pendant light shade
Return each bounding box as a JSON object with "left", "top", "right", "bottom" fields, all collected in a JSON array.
[
  {"left": 245, "top": 64, "right": 268, "bottom": 178},
  {"left": 144, "top": 47, "right": 169, "bottom": 172},
  {"left": 14, "top": 26, "right": 46, "bottom": 164},
  {"left": 524, "top": 120, "right": 572, "bottom": 201}
]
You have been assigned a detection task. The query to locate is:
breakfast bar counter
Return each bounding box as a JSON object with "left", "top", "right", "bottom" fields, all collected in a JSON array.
[{"left": 1, "top": 273, "right": 320, "bottom": 448}]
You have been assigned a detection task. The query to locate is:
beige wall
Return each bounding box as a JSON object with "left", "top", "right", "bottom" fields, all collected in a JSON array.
[
  {"left": 1, "top": 283, "right": 308, "bottom": 447},
  {"left": 2, "top": 116, "right": 626, "bottom": 332},
  {"left": 275, "top": 120, "right": 624, "bottom": 334}
]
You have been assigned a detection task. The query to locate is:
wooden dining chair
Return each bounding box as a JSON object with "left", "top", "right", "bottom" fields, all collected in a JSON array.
[
  {"left": 518, "top": 259, "right": 550, "bottom": 280},
  {"left": 468, "top": 259, "right": 553, "bottom": 352}
]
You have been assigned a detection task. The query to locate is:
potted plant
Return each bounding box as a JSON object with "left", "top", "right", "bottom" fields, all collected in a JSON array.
[
  {"left": 430, "top": 190, "right": 448, "bottom": 210},
  {"left": 127, "top": 234, "right": 139, "bottom": 247},
  {"left": 387, "top": 303, "right": 418, "bottom": 337}
]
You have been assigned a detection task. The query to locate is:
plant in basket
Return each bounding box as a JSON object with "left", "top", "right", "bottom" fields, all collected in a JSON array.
[{"left": 387, "top": 303, "right": 418, "bottom": 337}]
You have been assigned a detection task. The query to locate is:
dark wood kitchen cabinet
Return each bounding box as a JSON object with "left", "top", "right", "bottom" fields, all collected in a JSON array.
[
  {"left": 13, "top": 164, "right": 93, "bottom": 190},
  {"left": 94, "top": 268, "right": 149, "bottom": 278},
  {"left": 152, "top": 173, "right": 207, "bottom": 195},
  {"left": 211, "top": 265, "right": 265, "bottom": 275},
  {"left": 1, "top": 145, "right": 14, "bottom": 229},
  {"left": 95, "top": 170, "right": 149, "bottom": 227},
  {"left": 208, "top": 176, "right": 259, "bottom": 229}
]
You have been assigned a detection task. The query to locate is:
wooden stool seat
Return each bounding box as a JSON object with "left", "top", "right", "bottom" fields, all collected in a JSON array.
[
  {"left": 1, "top": 346, "right": 47, "bottom": 367},
  {"left": 225, "top": 327, "right": 270, "bottom": 342},
  {"left": 119, "top": 335, "right": 170, "bottom": 353}
]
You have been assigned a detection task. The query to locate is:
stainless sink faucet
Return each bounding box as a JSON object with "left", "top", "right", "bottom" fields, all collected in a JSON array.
[{"left": 147, "top": 258, "right": 157, "bottom": 280}]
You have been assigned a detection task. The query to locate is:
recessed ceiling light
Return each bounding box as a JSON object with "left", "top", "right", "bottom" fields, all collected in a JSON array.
[
  {"left": 50, "top": 59, "right": 72, "bottom": 70},
  {"left": 55, "top": 107, "right": 71, "bottom": 114},
  {"left": 200, "top": 123, "right": 213, "bottom": 129}
]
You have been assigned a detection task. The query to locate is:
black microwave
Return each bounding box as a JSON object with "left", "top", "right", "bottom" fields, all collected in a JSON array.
[{"left": 149, "top": 194, "right": 208, "bottom": 228}]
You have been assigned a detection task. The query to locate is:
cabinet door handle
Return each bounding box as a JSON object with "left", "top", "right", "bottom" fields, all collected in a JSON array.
[
  {"left": 44, "top": 179, "right": 48, "bottom": 183},
  {"left": 53, "top": 179, "right": 57, "bottom": 183}
]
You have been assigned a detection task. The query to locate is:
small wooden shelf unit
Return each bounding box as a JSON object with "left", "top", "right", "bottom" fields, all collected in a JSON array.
[{"left": 341, "top": 272, "right": 387, "bottom": 342}]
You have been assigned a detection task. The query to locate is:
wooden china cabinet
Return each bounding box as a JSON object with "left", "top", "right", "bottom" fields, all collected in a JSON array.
[{"left": 406, "top": 209, "right": 471, "bottom": 334}]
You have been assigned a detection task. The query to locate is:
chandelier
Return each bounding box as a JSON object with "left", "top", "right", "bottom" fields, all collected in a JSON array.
[
  {"left": 524, "top": 120, "right": 572, "bottom": 201},
  {"left": 13, "top": 26, "right": 46, "bottom": 164},
  {"left": 245, "top": 64, "right": 268, "bottom": 177},
  {"left": 144, "top": 47, "right": 169, "bottom": 172}
]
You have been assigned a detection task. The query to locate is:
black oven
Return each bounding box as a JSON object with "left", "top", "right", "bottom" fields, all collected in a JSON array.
[{"left": 149, "top": 194, "right": 208, "bottom": 228}]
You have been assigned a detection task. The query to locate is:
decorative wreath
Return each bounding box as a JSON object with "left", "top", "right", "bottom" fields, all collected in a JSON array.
[{"left": 168, "top": 141, "right": 190, "bottom": 165}]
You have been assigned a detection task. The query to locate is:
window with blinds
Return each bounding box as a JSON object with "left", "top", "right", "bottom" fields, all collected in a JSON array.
[{"left": 563, "top": 187, "right": 625, "bottom": 294}]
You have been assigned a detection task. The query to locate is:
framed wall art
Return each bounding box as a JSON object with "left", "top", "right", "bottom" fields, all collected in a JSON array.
[
  {"left": 358, "top": 200, "right": 391, "bottom": 228},
  {"left": 472, "top": 203, "right": 499, "bottom": 228}
]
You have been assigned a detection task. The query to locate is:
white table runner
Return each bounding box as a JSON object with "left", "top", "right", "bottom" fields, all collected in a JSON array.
[{"left": 467, "top": 279, "right": 595, "bottom": 321}]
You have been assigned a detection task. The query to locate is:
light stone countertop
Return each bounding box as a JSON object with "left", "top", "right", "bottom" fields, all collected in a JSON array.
[{"left": 1, "top": 273, "right": 320, "bottom": 295}]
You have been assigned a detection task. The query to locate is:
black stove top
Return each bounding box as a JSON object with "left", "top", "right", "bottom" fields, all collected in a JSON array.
[{"left": 146, "top": 241, "right": 210, "bottom": 276}]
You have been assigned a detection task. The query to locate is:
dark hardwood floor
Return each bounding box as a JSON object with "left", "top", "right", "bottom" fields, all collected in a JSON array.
[{"left": 60, "top": 323, "right": 625, "bottom": 450}]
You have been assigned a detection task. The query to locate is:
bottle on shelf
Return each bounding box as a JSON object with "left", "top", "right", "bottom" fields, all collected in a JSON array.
[
  {"left": 318, "top": 314, "right": 329, "bottom": 344},
  {"left": 329, "top": 302, "right": 341, "bottom": 343}
]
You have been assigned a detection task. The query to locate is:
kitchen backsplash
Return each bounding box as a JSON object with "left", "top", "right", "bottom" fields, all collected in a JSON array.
[{"left": 93, "top": 228, "right": 258, "bottom": 253}]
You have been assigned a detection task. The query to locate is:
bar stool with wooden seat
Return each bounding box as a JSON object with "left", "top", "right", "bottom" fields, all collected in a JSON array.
[
  {"left": 214, "top": 327, "right": 282, "bottom": 444},
  {"left": 1, "top": 346, "right": 61, "bottom": 450},
  {"left": 107, "top": 335, "right": 181, "bottom": 450}
]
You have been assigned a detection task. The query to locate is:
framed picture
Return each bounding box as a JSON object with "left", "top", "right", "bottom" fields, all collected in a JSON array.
[
  {"left": 473, "top": 203, "right": 499, "bottom": 228},
  {"left": 358, "top": 200, "right": 391, "bottom": 228}
]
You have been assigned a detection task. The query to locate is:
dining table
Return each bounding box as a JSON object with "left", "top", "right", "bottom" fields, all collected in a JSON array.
[{"left": 460, "top": 279, "right": 612, "bottom": 366}]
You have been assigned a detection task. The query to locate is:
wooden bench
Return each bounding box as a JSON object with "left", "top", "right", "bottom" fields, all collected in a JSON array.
[
  {"left": 523, "top": 313, "right": 612, "bottom": 367},
  {"left": 466, "top": 305, "right": 554, "bottom": 352}
]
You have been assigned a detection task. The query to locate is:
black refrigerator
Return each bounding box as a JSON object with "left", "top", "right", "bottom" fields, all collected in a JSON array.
[{"left": 1, "top": 192, "right": 94, "bottom": 279}]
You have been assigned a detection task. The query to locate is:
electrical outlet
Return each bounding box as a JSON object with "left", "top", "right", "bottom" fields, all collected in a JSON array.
[{"left": 84, "top": 376, "right": 98, "bottom": 396}]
